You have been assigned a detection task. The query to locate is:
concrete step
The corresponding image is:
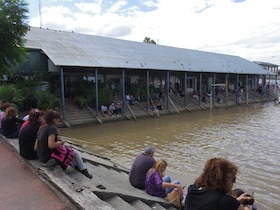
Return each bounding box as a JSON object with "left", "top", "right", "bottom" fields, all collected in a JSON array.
[
  {"left": 150, "top": 203, "right": 169, "bottom": 210},
  {"left": 105, "top": 196, "right": 136, "bottom": 210},
  {"left": 130, "top": 200, "right": 153, "bottom": 210}
]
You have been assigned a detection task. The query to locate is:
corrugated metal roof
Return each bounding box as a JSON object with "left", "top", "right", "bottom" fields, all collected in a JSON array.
[{"left": 24, "top": 27, "right": 273, "bottom": 75}]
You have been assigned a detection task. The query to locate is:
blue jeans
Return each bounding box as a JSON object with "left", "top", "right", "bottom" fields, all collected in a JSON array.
[
  {"left": 163, "top": 175, "right": 180, "bottom": 195},
  {"left": 71, "top": 150, "right": 87, "bottom": 171}
]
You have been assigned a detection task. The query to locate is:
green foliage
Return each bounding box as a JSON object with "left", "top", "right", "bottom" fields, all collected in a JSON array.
[
  {"left": 0, "top": 80, "right": 61, "bottom": 111},
  {"left": 34, "top": 91, "right": 61, "bottom": 110},
  {"left": 0, "top": 0, "right": 30, "bottom": 73},
  {"left": 99, "top": 81, "right": 113, "bottom": 106},
  {"left": 71, "top": 80, "right": 96, "bottom": 106},
  {"left": 70, "top": 80, "right": 113, "bottom": 108},
  {"left": 130, "top": 78, "right": 147, "bottom": 101},
  {"left": 0, "top": 84, "right": 17, "bottom": 102},
  {"left": 73, "top": 96, "right": 87, "bottom": 109}
]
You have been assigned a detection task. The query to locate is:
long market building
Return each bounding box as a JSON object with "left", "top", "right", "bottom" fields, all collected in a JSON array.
[{"left": 13, "top": 27, "right": 277, "bottom": 121}]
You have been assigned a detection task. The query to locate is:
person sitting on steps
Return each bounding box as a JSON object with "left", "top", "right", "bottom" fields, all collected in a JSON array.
[
  {"left": 35, "top": 109, "right": 92, "bottom": 179},
  {"left": 129, "top": 146, "right": 156, "bottom": 189}
]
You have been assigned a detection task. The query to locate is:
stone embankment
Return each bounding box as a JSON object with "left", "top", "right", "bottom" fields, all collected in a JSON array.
[{"left": 1, "top": 135, "right": 178, "bottom": 210}]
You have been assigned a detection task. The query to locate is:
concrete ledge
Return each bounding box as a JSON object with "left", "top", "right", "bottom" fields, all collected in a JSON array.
[{"left": 0, "top": 135, "right": 114, "bottom": 210}]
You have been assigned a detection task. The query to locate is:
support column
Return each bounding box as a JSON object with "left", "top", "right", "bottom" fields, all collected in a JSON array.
[
  {"left": 254, "top": 75, "right": 256, "bottom": 100},
  {"left": 268, "top": 75, "right": 271, "bottom": 98},
  {"left": 225, "top": 74, "right": 228, "bottom": 108},
  {"left": 60, "top": 68, "right": 65, "bottom": 120},
  {"left": 236, "top": 74, "right": 239, "bottom": 103},
  {"left": 122, "top": 70, "right": 125, "bottom": 112},
  {"left": 146, "top": 70, "right": 150, "bottom": 111},
  {"left": 166, "top": 71, "right": 170, "bottom": 109},
  {"left": 213, "top": 73, "right": 216, "bottom": 106},
  {"left": 261, "top": 75, "right": 264, "bottom": 98},
  {"left": 184, "top": 72, "right": 187, "bottom": 107},
  {"left": 95, "top": 69, "right": 99, "bottom": 116},
  {"left": 199, "top": 73, "right": 202, "bottom": 106},
  {"left": 246, "top": 75, "right": 249, "bottom": 105}
]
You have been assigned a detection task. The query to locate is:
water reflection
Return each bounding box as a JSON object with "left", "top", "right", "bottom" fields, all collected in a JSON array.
[{"left": 60, "top": 102, "right": 280, "bottom": 209}]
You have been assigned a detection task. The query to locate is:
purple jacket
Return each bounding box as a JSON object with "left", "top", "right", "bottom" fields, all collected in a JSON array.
[{"left": 145, "top": 169, "right": 165, "bottom": 198}]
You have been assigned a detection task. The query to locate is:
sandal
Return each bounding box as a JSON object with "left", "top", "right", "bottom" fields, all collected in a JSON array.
[{"left": 96, "top": 184, "right": 106, "bottom": 190}]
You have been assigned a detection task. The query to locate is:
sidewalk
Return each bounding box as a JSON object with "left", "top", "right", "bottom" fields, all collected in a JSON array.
[{"left": 0, "top": 140, "right": 72, "bottom": 210}]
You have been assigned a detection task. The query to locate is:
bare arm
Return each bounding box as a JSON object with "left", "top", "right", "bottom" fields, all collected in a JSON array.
[
  {"left": 48, "top": 134, "right": 65, "bottom": 149},
  {"left": 237, "top": 193, "right": 252, "bottom": 210},
  {"left": 162, "top": 182, "right": 183, "bottom": 191},
  {"left": 34, "top": 139, "right": 38, "bottom": 151}
]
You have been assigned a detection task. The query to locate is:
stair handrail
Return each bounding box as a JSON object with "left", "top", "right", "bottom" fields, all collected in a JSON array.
[
  {"left": 125, "top": 103, "right": 137, "bottom": 121},
  {"left": 168, "top": 96, "right": 180, "bottom": 114},
  {"left": 148, "top": 92, "right": 160, "bottom": 117}
]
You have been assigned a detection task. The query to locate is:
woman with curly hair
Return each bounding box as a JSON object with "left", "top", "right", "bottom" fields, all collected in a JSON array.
[{"left": 184, "top": 157, "right": 252, "bottom": 210}]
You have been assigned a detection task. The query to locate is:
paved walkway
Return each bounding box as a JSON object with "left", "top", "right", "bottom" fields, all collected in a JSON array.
[{"left": 0, "top": 140, "right": 71, "bottom": 210}]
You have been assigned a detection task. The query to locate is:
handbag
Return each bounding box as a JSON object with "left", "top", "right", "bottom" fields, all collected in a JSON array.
[{"left": 51, "top": 144, "right": 75, "bottom": 170}]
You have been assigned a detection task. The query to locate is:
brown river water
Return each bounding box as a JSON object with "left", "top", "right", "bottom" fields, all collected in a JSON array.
[{"left": 60, "top": 102, "right": 280, "bottom": 209}]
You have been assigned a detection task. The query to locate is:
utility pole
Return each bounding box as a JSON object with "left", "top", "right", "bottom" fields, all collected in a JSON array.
[{"left": 39, "top": 0, "right": 42, "bottom": 27}]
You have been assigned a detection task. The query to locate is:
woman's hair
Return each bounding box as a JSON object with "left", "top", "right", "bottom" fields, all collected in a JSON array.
[
  {"left": 44, "top": 109, "right": 60, "bottom": 125},
  {"left": 28, "top": 108, "right": 44, "bottom": 125},
  {"left": 2, "top": 102, "right": 11, "bottom": 111},
  {"left": 5, "top": 106, "right": 18, "bottom": 119},
  {"left": 153, "top": 159, "right": 168, "bottom": 177},
  {"left": 195, "top": 157, "right": 238, "bottom": 193}
]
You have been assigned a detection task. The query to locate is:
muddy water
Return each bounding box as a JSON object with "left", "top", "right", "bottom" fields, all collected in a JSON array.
[{"left": 60, "top": 102, "right": 280, "bottom": 209}]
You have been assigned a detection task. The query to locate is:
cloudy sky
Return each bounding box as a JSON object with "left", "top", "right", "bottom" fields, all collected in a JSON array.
[{"left": 26, "top": 0, "right": 280, "bottom": 65}]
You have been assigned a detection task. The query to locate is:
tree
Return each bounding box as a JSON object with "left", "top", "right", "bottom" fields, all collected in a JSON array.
[
  {"left": 0, "top": 0, "right": 29, "bottom": 73},
  {"left": 143, "top": 36, "right": 156, "bottom": 44}
]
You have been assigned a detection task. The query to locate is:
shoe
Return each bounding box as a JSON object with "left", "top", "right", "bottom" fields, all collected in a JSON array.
[
  {"left": 96, "top": 184, "right": 106, "bottom": 190},
  {"left": 42, "top": 158, "right": 57, "bottom": 167},
  {"left": 81, "top": 169, "right": 93, "bottom": 179}
]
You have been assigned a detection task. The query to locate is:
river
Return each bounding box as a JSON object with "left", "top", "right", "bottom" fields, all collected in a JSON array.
[{"left": 60, "top": 102, "right": 280, "bottom": 209}]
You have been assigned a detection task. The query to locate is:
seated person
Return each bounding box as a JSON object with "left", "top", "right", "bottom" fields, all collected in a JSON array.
[
  {"left": 109, "top": 102, "right": 118, "bottom": 116},
  {"left": 0, "top": 102, "right": 11, "bottom": 134},
  {"left": 184, "top": 157, "right": 252, "bottom": 210},
  {"left": 232, "top": 189, "right": 257, "bottom": 210},
  {"left": 19, "top": 109, "right": 44, "bottom": 160},
  {"left": 125, "top": 93, "right": 132, "bottom": 104},
  {"left": 115, "top": 102, "right": 122, "bottom": 114},
  {"left": 129, "top": 146, "right": 156, "bottom": 189},
  {"left": 35, "top": 109, "right": 92, "bottom": 179},
  {"left": 101, "top": 105, "right": 110, "bottom": 117},
  {"left": 2, "top": 106, "right": 24, "bottom": 138},
  {"left": 192, "top": 91, "right": 199, "bottom": 102},
  {"left": 155, "top": 101, "right": 163, "bottom": 110},
  {"left": 145, "top": 160, "right": 183, "bottom": 203}
]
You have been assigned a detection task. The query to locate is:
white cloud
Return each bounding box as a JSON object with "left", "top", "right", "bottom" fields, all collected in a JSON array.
[
  {"left": 27, "top": 0, "right": 280, "bottom": 65},
  {"left": 107, "top": 0, "right": 128, "bottom": 13},
  {"left": 75, "top": 3, "right": 102, "bottom": 14}
]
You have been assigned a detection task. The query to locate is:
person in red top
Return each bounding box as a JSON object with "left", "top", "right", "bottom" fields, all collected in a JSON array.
[{"left": 19, "top": 108, "right": 44, "bottom": 160}]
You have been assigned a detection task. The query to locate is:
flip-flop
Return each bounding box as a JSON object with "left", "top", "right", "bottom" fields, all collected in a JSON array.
[{"left": 96, "top": 184, "right": 106, "bottom": 190}]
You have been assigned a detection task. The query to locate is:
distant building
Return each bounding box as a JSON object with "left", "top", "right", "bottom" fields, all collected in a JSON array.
[{"left": 254, "top": 61, "right": 280, "bottom": 85}]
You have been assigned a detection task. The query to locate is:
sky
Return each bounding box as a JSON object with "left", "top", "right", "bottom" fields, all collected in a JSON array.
[{"left": 26, "top": 0, "right": 280, "bottom": 66}]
